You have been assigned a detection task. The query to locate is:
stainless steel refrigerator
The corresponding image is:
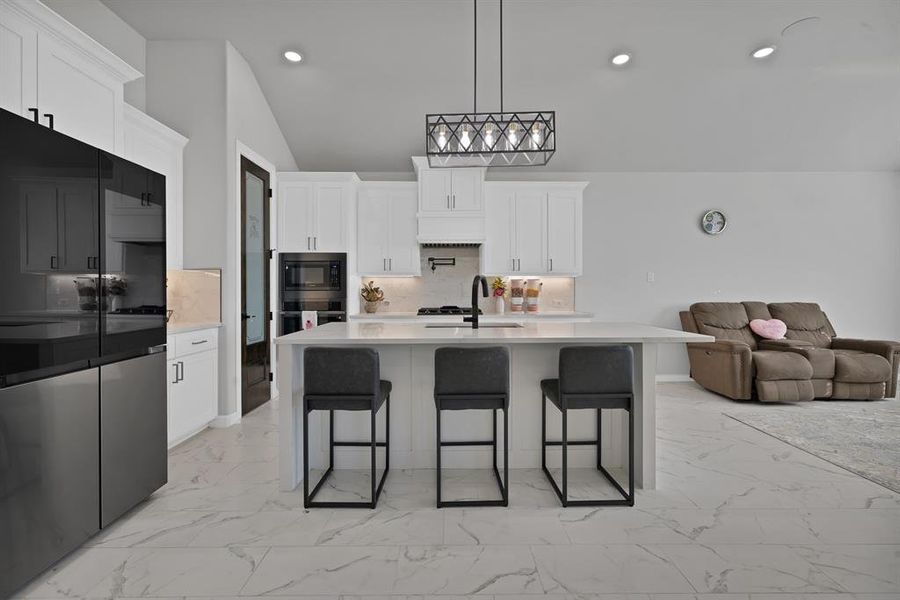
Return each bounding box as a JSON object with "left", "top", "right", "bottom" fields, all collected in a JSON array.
[{"left": 0, "top": 108, "right": 168, "bottom": 597}]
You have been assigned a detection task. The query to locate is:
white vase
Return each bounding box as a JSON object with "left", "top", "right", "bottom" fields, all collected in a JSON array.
[{"left": 495, "top": 296, "right": 505, "bottom": 315}]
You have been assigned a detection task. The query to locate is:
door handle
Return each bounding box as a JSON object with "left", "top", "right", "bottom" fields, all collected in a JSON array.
[
  {"left": 307, "top": 236, "right": 311, "bottom": 250},
  {"left": 549, "top": 258, "right": 553, "bottom": 272},
  {"left": 452, "top": 194, "right": 456, "bottom": 209},
  {"left": 388, "top": 258, "right": 392, "bottom": 271},
  {"left": 50, "top": 255, "right": 58, "bottom": 270},
  {"left": 314, "top": 237, "right": 318, "bottom": 250},
  {"left": 191, "top": 339, "right": 209, "bottom": 345},
  {"left": 446, "top": 194, "right": 450, "bottom": 209},
  {"left": 43, "top": 113, "right": 54, "bottom": 130},
  {"left": 172, "top": 363, "right": 179, "bottom": 384},
  {"left": 28, "top": 107, "right": 39, "bottom": 123},
  {"left": 179, "top": 361, "right": 184, "bottom": 382},
  {"left": 383, "top": 258, "right": 387, "bottom": 271}
]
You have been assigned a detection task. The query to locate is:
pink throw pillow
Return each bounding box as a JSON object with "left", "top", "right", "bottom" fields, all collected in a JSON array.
[{"left": 750, "top": 318, "right": 787, "bottom": 340}]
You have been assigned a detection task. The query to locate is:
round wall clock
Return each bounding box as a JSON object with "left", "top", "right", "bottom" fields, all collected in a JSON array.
[{"left": 701, "top": 210, "right": 727, "bottom": 235}]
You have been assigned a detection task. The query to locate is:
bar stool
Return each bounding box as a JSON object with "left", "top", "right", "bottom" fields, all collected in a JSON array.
[
  {"left": 303, "top": 347, "right": 390, "bottom": 508},
  {"left": 434, "top": 346, "right": 509, "bottom": 508},
  {"left": 541, "top": 345, "right": 634, "bottom": 507}
]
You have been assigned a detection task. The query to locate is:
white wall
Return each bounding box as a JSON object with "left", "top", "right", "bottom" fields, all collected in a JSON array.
[
  {"left": 42, "top": 0, "right": 147, "bottom": 108},
  {"left": 495, "top": 171, "right": 900, "bottom": 375},
  {"left": 222, "top": 42, "right": 297, "bottom": 418}
]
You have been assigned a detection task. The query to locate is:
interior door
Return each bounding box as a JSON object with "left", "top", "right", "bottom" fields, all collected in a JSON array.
[
  {"left": 241, "top": 156, "right": 271, "bottom": 415},
  {"left": 514, "top": 191, "right": 546, "bottom": 274}
]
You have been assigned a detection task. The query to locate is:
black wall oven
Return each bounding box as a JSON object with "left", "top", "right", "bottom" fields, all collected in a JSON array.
[{"left": 280, "top": 252, "right": 346, "bottom": 334}]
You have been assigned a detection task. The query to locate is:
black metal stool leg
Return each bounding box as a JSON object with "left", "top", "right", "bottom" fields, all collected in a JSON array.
[
  {"left": 561, "top": 406, "right": 568, "bottom": 507},
  {"left": 436, "top": 402, "right": 442, "bottom": 507},
  {"left": 628, "top": 404, "right": 635, "bottom": 505},
  {"left": 503, "top": 405, "right": 509, "bottom": 505},
  {"left": 370, "top": 398, "right": 377, "bottom": 508},
  {"left": 303, "top": 401, "right": 310, "bottom": 508},
  {"left": 596, "top": 408, "right": 602, "bottom": 470}
]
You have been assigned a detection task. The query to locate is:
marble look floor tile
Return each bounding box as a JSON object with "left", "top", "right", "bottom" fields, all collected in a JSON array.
[
  {"left": 648, "top": 544, "right": 846, "bottom": 593},
  {"left": 18, "top": 547, "right": 268, "bottom": 598},
  {"left": 85, "top": 509, "right": 219, "bottom": 547},
  {"left": 185, "top": 510, "right": 332, "bottom": 546},
  {"left": 240, "top": 546, "right": 400, "bottom": 596},
  {"left": 316, "top": 509, "right": 444, "bottom": 545},
  {"left": 560, "top": 507, "right": 694, "bottom": 544},
  {"left": 790, "top": 545, "right": 900, "bottom": 593},
  {"left": 392, "top": 545, "right": 542, "bottom": 595},
  {"left": 443, "top": 508, "right": 571, "bottom": 545},
  {"left": 531, "top": 544, "right": 695, "bottom": 594}
]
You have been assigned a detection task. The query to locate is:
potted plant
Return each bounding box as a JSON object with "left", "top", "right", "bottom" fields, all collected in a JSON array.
[
  {"left": 490, "top": 277, "right": 507, "bottom": 315},
  {"left": 360, "top": 280, "right": 384, "bottom": 313}
]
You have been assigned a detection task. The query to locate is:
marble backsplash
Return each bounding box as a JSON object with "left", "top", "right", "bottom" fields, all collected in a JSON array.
[
  {"left": 167, "top": 268, "right": 222, "bottom": 325},
  {"left": 357, "top": 247, "right": 575, "bottom": 313}
]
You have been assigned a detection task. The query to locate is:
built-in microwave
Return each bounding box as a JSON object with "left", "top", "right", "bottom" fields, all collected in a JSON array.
[{"left": 281, "top": 252, "right": 345, "bottom": 292}]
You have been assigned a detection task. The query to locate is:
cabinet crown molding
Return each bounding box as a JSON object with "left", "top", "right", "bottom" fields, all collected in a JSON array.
[
  {"left": 123, "top": 103, "right": 188, "bottom": 147},
  {"left": 3, "top": 0, "right": 143, "bottom": 83}
]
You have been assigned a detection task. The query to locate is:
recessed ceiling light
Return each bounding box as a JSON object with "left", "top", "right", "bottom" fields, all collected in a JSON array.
[
  {"left": 611, "top": 53, "right": 631, "bottom": 66},
  {"left": 751, "top": 45, "right": 776, "bottom": 59},
  {"left": 283, "top": 50, "right": 303, "bottom": 63}
]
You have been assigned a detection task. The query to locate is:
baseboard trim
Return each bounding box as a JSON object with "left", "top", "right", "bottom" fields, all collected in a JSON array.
[
  {"left": 656, "top": 374, "right": 693, "bottom": 383},
  {"left": 210, "top": 411, "right": 241, "bottom": 428}
]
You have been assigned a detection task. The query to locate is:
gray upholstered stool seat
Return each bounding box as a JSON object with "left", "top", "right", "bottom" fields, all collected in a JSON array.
[
  {"left": 542, "top": 345, "right": 635, "bottom": 507},
  {"left": 434, "top": 346, "right": 509, "bottom": 508},
  {"left": 303, "top": 347, "right": 390, "bottom": 509}
]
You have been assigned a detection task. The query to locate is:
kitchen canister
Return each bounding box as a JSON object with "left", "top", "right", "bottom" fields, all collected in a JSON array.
[{"left": 510, "top": 278, "right": 525, "bottom": 313}]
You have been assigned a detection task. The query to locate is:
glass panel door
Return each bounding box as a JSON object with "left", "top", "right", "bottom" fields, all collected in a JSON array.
[{"left": 240, "top": 157, "right": 271, "bottom": 414}]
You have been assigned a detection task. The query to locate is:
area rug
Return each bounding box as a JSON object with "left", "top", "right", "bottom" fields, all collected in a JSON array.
[{"left": 726, "top": 399, "right": 900, "bottom": 493}]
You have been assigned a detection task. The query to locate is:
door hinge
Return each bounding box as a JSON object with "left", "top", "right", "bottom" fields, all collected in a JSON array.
[
  {"left": 268, "top": 188, "right": 273, "bottom": 198},
  {"left": 267, "top": 248, "right": 275, "bottom": 259},
  {"left": 268, "top": 372, "right": 273, "bottom": 382},
  {"left": 269, "top": 311, "right": 273, "bottom": 321}
]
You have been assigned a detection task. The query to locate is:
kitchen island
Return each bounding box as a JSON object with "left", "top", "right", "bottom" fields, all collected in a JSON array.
[{"left": 275, "top": 321, "right": 712, "bottom": 492}]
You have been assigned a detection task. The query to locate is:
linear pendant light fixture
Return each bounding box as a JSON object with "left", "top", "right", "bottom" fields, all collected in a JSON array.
[{"left": 425, "top": 0, "right": 556, "bottom": 168}]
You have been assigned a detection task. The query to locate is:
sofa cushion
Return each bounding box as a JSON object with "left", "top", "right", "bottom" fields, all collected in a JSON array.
[
  {"left": 768, "top": 303, "right": 835, "bottom": 347},
  {"left": 756, "top": 379, "right": 815, "bottom": 402},
  {"left": 690, "top": 302, "right": 757, "bottom": 349},
  {"left": 833, "top": 349, "right": 891, "bottom": 383},
  {"left": 742, "top": 301, "right": 772, "bottom": 322},
  {"left": 752, "top": 350, "right": 813, "bottom": 381}
]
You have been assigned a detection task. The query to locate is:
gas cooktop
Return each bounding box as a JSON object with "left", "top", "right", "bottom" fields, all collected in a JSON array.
[{"left": 417, "top": 305, "right": 483, "bottom": 316}]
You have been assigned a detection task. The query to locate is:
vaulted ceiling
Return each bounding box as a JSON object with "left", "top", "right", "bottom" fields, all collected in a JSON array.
[{"left": 103, "top": 0, "right": 900, "bottom": 172}]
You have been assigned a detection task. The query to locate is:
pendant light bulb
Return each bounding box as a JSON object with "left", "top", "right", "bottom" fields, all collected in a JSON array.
[
  {"left": 437, "top": 125, "right": 448, "bottom": 150},
  {"left": 507, "top": 124, "right": 519, "bottom": 149},
  {"left": 484, "top": 125, "right": 495, "bottom": 149},
  {"left": 460, "top": 127, "right": 471, "bottom": 150},
  {"left": 530, "top": 123, "right": 542, "bottom": 148}
]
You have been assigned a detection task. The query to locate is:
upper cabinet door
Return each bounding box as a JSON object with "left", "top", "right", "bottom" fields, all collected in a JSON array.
[
  {"left": 450, "top": 169, "right": 481, "bottom": 211},
  {"left": 419, "top": 169, "right": 451, "bottom": 213},
  {"left": 357, "top": 187, "right": 390, "bottom": 275},
  {"left": 547, "top": 191, "right": 579, "bottom": 275},
  {"left": 513, "top": 191, "right": 546, "bottom": 274},
  {"left": 20, "top": 182, "right": 59, "bottom": 272},
  {"left": 482, "top": 187, "right": 515, "bottom": 274},
  {"left": 312, "top": 183, "right": 346, "bottom": 252},
  {"left": 57, "top": 182, "right": 98, "bottom": 272},
  {"left": 278, "top": 181, "right": 314, "bottom": 251},
  {"left": 386, "top": 187, "right": 419, "bottom": 275},
  {"left": 36, "top": 33, "right": 123, "bottom": 154},
  {"left": 0, "top": 6, "right": 37, "bottom": 117}
]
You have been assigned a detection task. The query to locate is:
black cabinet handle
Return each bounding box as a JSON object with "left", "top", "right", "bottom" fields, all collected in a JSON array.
[
  {"left": 43, "top": 114, "right": 54, "bottom": 130},
  {"left": 171, "top": 363, "right": 179, "bottom": 384},
  {"left": 28, "top": 108, "right": 39, "bottom": 123},
  {"left": 50, "top": 255, "right": 58, "bottom": 270}
]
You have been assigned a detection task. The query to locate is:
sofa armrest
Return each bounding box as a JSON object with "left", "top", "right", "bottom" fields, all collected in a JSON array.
[
  {"left": 832, "top": 338, "right": 900, "bottom": 397},
  {"left": 758, "top": 339, "right": 814, "bottom": 351},
  {"left": 686, "top": 340, "right": 753, "bottom": 400}
]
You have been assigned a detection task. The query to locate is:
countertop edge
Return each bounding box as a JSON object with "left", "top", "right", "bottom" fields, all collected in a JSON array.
[{"left": 167, "top": 322, "right": 223, "bottom": 334}]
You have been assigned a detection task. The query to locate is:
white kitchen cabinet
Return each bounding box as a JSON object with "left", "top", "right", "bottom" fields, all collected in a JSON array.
[
  {"left": 0, "top": 4, "right": 37, "bottom": 116},
  {"left": 357, "top": 182, "right": 420, "bottom": 276},
  {"left": 167, "top": 327, "right": 219, "bottom": 446},
  {"left": 19, "top": 179, "right": 99, "bottom": 273},
  {"left": 277, "top": 173, "right": 358, "bottom": 252},
  {"left": 414, "top": 159, "right": 483, "bottom": 214},
  {"left": 482, "top": 182, "right": 586, "bottom": 277},
  {"left": 0, "top": 0, "right": 142, "bottom": 154},
  {"left": 122, "top": 104, "right": 188, "bottom": 268}
]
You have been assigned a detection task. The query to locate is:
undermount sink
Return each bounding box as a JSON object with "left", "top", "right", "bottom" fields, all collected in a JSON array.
[{"left": 424, "top": 323, "right": 523, "bottom": 329}]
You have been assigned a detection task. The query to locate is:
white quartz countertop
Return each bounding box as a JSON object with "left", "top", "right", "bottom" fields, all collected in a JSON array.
[
  {"left": 349, "top": 311, "right": 594, "bottom": 321},
  {"left": 167, "top": 322, "right": 223, "bottom": 334},
  {"left": 275, "top": 321, "right": 712, "bottom": 346}
]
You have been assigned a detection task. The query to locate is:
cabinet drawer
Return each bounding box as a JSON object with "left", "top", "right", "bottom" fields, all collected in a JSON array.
[{"left": 173, "top": 328, "right": 218, "bottom": 358}]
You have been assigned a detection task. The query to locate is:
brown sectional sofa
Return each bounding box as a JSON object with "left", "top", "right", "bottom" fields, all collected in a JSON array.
[{"left": 680, "top": 302, "right": 900, "bottom": 402}]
